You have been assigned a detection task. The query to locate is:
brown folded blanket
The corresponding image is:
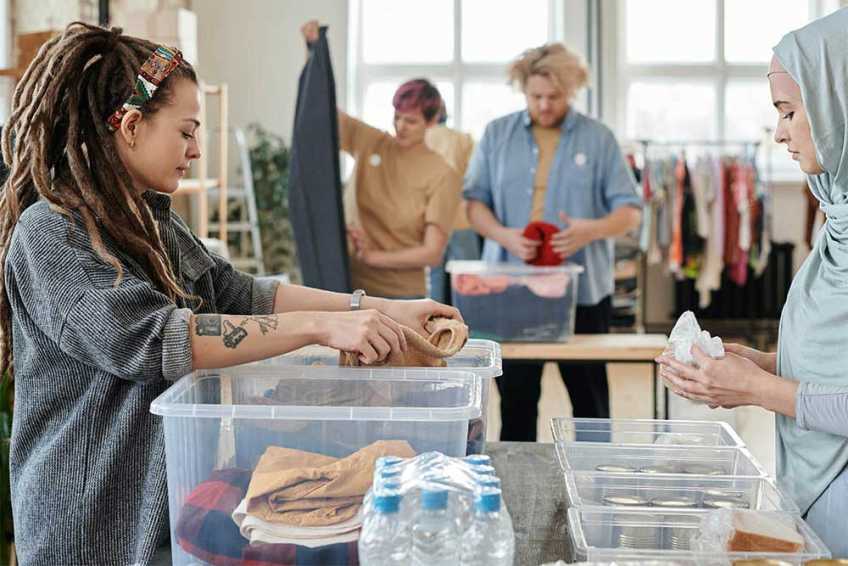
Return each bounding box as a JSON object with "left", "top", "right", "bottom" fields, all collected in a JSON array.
[
  {"left": 245, "top": 440, "right": 415, "bottom": 527},
  {"left": 339, "top": 316, "right": 469, "bottom": 367}
]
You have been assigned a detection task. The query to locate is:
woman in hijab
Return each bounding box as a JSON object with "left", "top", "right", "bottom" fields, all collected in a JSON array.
[{"left": 656, "top": 7, "right": 848, "bottom": 556}]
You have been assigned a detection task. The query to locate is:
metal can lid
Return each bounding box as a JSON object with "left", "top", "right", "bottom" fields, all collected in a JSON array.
[
  {"left": 651, "top": 496, "right": 697, "bottom": 508},
  {"left": 638, "top": 464, "right": 678, "bottom": 474},
  {"left": 704, "top": 488, "right": 746, "bottom": 499},
  {"left": 682, "top": 464, "right": 724, "bottom": 475},
  {"left": 603, "top": 495, "right": 649, "bottom": 507},
  {"left": 595, "top": 464, "right": 637, "bottom": 473},
  {"left": 704, "top": 497, "right": 750, "bottom": 509}
]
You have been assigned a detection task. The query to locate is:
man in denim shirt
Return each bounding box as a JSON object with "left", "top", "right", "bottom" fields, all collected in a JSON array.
[{"left": 464, "top": 43, "right": 642, "bottom": 441}]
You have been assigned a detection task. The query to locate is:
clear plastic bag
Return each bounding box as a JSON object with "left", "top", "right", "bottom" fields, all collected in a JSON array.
[
  {"left": 668, "top": 311, "right": 725, "bottom": 366},
  {"left": 691, "top": 509, "right": 805, "bottom": 554}
]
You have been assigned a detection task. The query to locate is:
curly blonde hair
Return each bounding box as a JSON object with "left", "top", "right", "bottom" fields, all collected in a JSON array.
[{"left": 508, "top": 43, "right": 589, "bottom": 100}]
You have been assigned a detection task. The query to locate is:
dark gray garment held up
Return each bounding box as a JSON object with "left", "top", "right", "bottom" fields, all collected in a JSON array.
[{"left": 288, "top": 26, "right": 351, "bottom": 292}]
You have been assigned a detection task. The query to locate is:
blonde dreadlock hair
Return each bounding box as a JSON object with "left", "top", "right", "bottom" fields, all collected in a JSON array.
[{"left": 0, "top": 22, "right": 199, "bottom": 381}]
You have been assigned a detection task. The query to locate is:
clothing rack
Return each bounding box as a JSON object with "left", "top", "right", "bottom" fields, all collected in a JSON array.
[{"left": 633, "top": 138, "right": 778, "bottom": 345}]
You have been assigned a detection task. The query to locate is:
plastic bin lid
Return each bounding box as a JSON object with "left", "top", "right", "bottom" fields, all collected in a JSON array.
[
  {"left": 150, "top": 366, "right": 482, "bottom": 422},
  {"left": 445, "top": 260, "right": 584, "bottom": 276},
  {"left": 251, "top": 339, "right": 503, "bottom": 379}
]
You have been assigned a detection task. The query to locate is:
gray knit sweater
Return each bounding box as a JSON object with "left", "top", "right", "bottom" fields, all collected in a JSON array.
[{"left": 6, "top": 194, "right": 278, "bottom": 565}]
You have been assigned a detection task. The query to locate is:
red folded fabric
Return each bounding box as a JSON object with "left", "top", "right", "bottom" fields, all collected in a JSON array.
[{"left": 522, "top": 221, "right": 563, "bottom": 266}]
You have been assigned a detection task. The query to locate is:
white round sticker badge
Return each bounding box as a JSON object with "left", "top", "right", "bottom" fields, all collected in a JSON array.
[
  {"left": 369, "top": 154, "right": 382, "bottom": 167},
  {"left": 574, "top": 152, "right": 587, "bottom": 167}
]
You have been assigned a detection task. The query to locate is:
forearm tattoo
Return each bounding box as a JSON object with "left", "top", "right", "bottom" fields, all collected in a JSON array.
[{"left": 195, "top": 314, "right": 279, "bottom": 349}]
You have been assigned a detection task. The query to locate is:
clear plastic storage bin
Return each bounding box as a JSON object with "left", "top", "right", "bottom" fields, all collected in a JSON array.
[
  {"left": 567, "top": 508, "right": 830, "bottom": 564},
  {"left": 446, "top": 260, "right": 584, "bottom": 342},
  {"left": 563, "top": 472, "right": 799, "bottom": 513},
  {"left": 150, "top": 366, "right": 481, "bottom": 566},
  {"left": 555, "top": 443, "right": 767, "bottom": 478},
  {"left": 244, "top": 339, "right": 502, "bottom": 454},
  {"left": 551, "top": 417, "right": 745, "bottom": 447}
]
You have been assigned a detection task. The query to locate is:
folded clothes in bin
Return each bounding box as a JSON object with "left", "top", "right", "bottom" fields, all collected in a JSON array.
[
  {"left": 243, "top": 440, "right": 415, "bottom": 527},
  {"left": 175, "top": 468, "right": 359, "bottom": 566},
  {"left": 455, "top": 284, "right": 573, "bottom": 341}
]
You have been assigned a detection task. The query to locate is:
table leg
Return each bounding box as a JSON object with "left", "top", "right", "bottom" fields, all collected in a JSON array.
[{"left": 652, "top": 361, "right": 658, "bottom": 419}]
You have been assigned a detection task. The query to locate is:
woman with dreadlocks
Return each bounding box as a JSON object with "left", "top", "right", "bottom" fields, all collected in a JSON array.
[{"left": 1, "top": 23, "right": 460, "bottom": 564}]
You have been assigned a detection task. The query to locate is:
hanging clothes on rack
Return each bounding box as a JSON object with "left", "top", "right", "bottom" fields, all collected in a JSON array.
[{"left": 635, "top": 140, "right": 771, "bottom": 309}]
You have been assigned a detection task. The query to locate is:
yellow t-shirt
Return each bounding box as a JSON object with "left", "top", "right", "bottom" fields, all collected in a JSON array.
[
  {"left": 530, "top": 124, "right": 562, "bottom": 222},
  {"left": 340, "top": 113, "right": 461, "bottom": 298},
  {"left": 425, "top": 125, "right": 475, "bottom": 231}
]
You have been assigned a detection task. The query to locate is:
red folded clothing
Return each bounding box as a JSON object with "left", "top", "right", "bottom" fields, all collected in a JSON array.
[{"left": 522, "top": 221, "right": 563, "bottom": 266}]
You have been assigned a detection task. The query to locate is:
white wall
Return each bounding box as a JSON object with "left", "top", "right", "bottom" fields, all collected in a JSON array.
[{"left": 193, "top": 0, "right": 348, "bottom": 145}]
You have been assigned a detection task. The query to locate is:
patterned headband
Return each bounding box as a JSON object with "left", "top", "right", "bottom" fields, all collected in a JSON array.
[{"left": 106, "top": 45, "right": 184, "bottom": 132}]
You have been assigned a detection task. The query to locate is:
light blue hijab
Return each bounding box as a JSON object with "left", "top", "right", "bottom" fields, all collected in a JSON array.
[{"left": 774, "top": 7, "right": 848, "bottom": 515}]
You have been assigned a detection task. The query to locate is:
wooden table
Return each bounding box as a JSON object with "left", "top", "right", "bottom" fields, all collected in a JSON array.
[
  {"left": 501, "top": 334, "right": 669, "bottom": 419},
  {"left": 488, "top": 442, "right": 571, "bottom": 565}
]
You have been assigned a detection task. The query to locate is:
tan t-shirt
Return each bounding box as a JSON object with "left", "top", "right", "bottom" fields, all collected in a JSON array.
[
  {"left": 530, "top": 124, "right": 562, "bottom": 222},
  {"left": 340, "top": 113, "right": 461, "bottom": 298},
  {"left": 425, "top": 125, "right": 475, "bottom": 231}
]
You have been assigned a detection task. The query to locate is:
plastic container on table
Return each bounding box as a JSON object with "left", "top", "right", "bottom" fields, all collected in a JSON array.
[
  {"left": 563, "top": 472, "right": 799, "bottom": 514},
  {"left": 551, "top": 417, "right": 746, "bottom": 447},
  {"left": 567, "top": 508, "right": 830, "bottom": 564},
  {"left": 150, "top": 366, "right": 481, "bottom": 566},
  {"left": 246, "top": 339, "right": 502, "bottom": 454},
  {"left": 555, "top": 442, "right": 768, "bottom": 479},
  {"left": 446, "top": 260, "right": 584, "bottom": 342}
]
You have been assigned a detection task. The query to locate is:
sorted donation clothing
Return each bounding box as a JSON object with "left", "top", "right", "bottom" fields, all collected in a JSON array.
[{"left": 339, "top": 316, "right": 468, "bottom": 367}]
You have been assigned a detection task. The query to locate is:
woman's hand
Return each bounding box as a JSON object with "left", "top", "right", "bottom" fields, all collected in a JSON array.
[
  {"left": 348, "top": 226, "right": 382, "bottom": 266},
  {"left": 301, "top": 20, "right": 320, "bottom": 43},
  {"left": 724, "top": 343, "right": 777, "bottom": 374},
  {"left": 315, "top": 309, "right": 407, "bottom": 364},
  {"left": 655, "top": 345, "right": 775, "bottom": 409},
  {"left": 380, "top": 298, "right": 463, "bottom": 336}
]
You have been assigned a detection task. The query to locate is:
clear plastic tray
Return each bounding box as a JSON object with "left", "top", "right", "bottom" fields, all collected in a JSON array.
[
  {"left": 556, "top": 443, "right": 767, "bottom": 478},
  {"left": 567, "top": 508, "right": 830, "bottom": 564},
  {"left": 551, "top": 417, "right": 745, "bottom": 447},
  {"left": 239, "top": 339, "right": 501, "bottom": 454},
  {"left": 446, "top": 260, "right": 584, "bottom": 342},
  {"left": 563, "top": 472, "right": 799, "bottom": 514},
  {"left": 151, "top": 367, "right": 481, "bottom": 566}
]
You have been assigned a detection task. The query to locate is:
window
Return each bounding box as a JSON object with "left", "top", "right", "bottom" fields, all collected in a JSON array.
[
  {"left": 611, "top": 0, "right": 836, "bottom": 179},
  {"left": 348, "top": 0, "right": 575, "bottom": 141}
]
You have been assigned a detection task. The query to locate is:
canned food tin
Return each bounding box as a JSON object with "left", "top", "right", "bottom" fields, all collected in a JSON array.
[
  {"left": 704, "top": 497, "right": 750, "bottom": 509},
  {"left": 595, "top": 464, "right": 637, "bottom": 473},
  {"left": 638, "top": 464, "right": 678, "bottom": 474},
  {"left": 681, "top": 464, "right": 724, "bottom": 476},
  {"left": 603, "top": 495, "right": 649, "bottom": 507}
]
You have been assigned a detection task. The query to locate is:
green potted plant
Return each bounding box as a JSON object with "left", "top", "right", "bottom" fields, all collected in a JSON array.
[{"left": 244, "top": 123, "right": 299, "bottom": 281}]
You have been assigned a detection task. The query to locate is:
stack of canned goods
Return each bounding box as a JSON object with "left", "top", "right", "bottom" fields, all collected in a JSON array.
[{"left": 556, "top": 417, "right": 831, "bottom": 561}]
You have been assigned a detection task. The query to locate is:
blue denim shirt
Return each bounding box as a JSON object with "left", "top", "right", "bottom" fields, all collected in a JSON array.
[{"left": 463, "top": 109, "right": 641, "bottom": 305}]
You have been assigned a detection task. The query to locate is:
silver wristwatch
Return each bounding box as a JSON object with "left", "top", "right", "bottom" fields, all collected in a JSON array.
[{"left": 350, "top": 289, "right": 367, "bottom": 311}]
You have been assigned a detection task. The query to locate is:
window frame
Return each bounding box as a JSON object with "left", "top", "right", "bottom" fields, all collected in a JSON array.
[{"left": 346, "top": 0, "right": 594, "bottom": 137}]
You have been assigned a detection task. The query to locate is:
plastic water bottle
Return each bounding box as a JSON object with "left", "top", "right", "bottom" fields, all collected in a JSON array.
[
  {"left": 461, "top": 489, "right": 514, "bottom": 566},
  {"left": 464, "top": 454, "right": 492, "bottom": 467},
  {"left": 376, "top": 456, "right": 403, "bottom": 470},
  {"left": 412, "top": 489, "right": 459, "bottom": 566},
  {"left": 469, "top": 463, "right": 496, "bottom": 477},
  {"left": 359, "top": 492, "right": 409, "bottom": 565}
]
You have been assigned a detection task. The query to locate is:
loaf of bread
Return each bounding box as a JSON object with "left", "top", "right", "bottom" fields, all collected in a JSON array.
[{"left": 727, "top": 510, "right": 804, "bottom": 553}]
